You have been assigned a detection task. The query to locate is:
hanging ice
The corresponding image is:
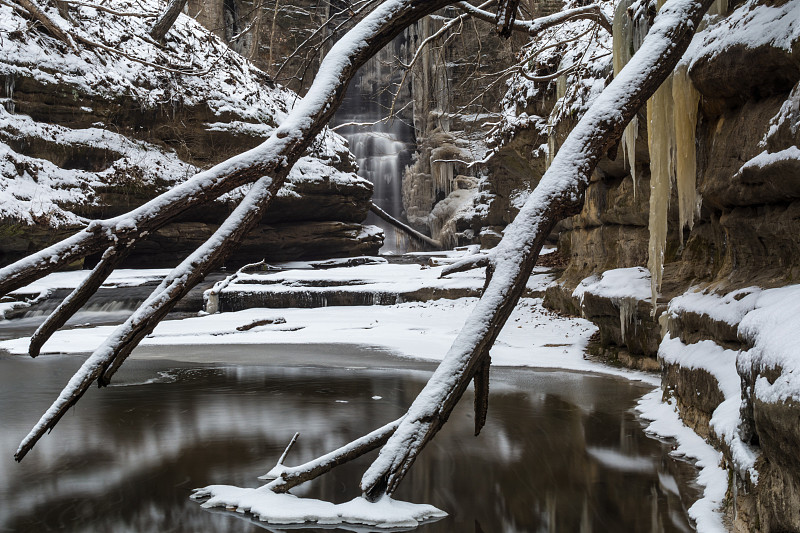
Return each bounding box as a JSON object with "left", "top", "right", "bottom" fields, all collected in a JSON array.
[
  {"left": 644, "top": 0, "right": 702, "bottom": 313},
  {"left": 612, "top": 0, "right": 649, "bottom": 197},
  {"left": 672, "top": 63, "right": 700, "bottom": 242}
]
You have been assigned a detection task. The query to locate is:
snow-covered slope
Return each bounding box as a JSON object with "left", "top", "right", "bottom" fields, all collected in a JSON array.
[{"left": 0, "top": 0, "right": 379, "bottom": 264}]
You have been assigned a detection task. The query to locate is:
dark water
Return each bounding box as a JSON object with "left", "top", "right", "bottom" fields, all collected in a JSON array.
[{"left": 0, "top": 347, "right": 699, "bottom": 532}]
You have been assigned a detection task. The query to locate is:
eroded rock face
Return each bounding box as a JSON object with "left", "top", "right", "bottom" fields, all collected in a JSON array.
[
  {"left": 0, "top": 1, "right": 381, "bottom": 268},
  {"left": 123, "top": 221, "right": 383, "bottom": 268},
  {"left": 513, "top": 1, "right": 800, "bottom": 528}
]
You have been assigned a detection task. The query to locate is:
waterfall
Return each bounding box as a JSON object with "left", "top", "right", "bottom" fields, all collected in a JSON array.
[{"left": 333, "top": 35, "right": 416, "bottom": 253}]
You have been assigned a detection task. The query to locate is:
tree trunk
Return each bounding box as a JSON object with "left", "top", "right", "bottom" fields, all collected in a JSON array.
[{"left": 149, "top": 0, "right": 188, "bottom": 42}]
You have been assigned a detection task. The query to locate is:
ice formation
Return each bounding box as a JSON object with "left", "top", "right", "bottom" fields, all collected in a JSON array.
[
  {"left": 612, "top": 0, "right": 649, "bottom": 197},
  {"left": 612, "top": 0, "right": 702, "bottom": 310},
  {"left": 646, "top": 72, "right": 674, "bottom": 312},
  {"left": 672, "top": 63, "right": 701, "bottom": 242}
]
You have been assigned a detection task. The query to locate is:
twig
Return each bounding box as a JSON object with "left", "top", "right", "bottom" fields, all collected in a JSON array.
[{"left": 266, "top": 418, "right": 401, "bottom": 493}]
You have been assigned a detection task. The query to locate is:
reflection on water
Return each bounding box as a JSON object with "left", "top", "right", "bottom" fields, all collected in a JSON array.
[{"left": 0, "top": 350, "right": 699, "bottom": 532}]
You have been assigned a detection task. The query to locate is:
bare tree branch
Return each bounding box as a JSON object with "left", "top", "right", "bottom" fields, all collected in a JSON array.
[
  {"left": 455, "top": 1, "right": 613, "bottom": 36},
  {"left": 15, "top": 0, "right": 77, "bottom": 49},
  {"left": 265, "top": 418, "right": 401, "bottom": 493}
]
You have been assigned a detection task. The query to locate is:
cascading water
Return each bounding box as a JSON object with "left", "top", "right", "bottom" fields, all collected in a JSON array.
[{"left": 333, "top": 35, "right": 416, "bottom": 254}]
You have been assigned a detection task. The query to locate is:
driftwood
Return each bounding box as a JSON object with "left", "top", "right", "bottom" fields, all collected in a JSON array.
[{"left": 369, "top": 203, "right": 442, "bottom": 250}]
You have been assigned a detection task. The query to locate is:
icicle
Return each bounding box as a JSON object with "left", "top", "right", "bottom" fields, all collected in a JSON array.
[
  {"left": 432, "top": 159, "right": 453, "bottom": 195},
  {"left": 646, "top": 74, "right": 675, "bottom": 314},
  {"left": 3, "top": 75, "right": 14, "bottom": 113},
  {"left": 645, "top": 0, "right": 701, "bottom": 313},
  {"left": 612, "top": 0, "right": 646, "bottom": 197},
  {"left": 672, "top": 63, "right": 700, "bottom": 242},
  {"left": 556, "top": 73, "right": 567, "bottom": 101},
  {"left": 394, "top": 228, "right": 409, "bottom": 251},
  {"left": 619, "top": 297, "right": 638, "bottom": 342},
  {"left": 545, "top": 74, "right": 568, "bottom": 170},
  {"left": 546, "top": 124, "right": 557, "bottom": 169}
]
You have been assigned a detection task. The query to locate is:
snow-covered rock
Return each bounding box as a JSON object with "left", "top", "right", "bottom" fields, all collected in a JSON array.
[{"left": 0, "top": 0, "right": 380, "bottom": 267}]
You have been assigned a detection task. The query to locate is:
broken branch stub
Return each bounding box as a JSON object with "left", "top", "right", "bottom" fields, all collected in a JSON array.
[{"left": 359, "top": 0, "right": 716, "bottom": 501}]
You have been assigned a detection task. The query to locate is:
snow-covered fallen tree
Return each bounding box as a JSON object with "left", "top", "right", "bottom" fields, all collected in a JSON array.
[{"left": 3, "top": 0, "right": 716, "bottom": 525}]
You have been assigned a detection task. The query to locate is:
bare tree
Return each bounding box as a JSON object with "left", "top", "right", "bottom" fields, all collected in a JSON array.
[
  {"left": 7, "top": 0, "right": 714, "bottom": 508},
  {"left": 149, "top": 0, "right": 188, "bottom": 42}
]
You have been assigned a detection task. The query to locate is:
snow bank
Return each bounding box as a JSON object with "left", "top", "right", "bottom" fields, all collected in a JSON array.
[
  {"left": 665, "top": 284, "right": 800, "bottom": 404},
  {"left": 686, "top": 0, "right": 799, "bottom": 63},
  {"left": 660, "top": 335, "right": 759, "bottom": 481},
  {"left": 216, "top": 261, "right": 556, "bottom": 301},
  {"left": 7, "top": 268, "right": 172, "bottom": 296},
  {"left": 572, "top": 266, "right": 652, "bottom": 302},
  {"left": 667, "top": 286, "right": 761, "bottom": 326},
  {"left": 637, "top": 389, "right": 728, "bottom": 533},
  {"left": 738, "top": 284, "right": 800, "bottom": 404}
]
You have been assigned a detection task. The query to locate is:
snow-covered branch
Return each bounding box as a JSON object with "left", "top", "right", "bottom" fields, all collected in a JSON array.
[
  {"left": 360, "top": 0, "right": 716, "bottom": 499},
  {"left": 455, "top": 1, "right": 613, "bottom": 36}
]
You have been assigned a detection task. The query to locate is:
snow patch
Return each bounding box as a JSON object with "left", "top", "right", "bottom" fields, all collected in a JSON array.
[{"left": 637, "top": 389, "right": 728, "bottom": 533}]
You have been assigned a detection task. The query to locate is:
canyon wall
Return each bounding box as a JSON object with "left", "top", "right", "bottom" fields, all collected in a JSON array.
[
  {"left": 0, "top": 0, "right": 381, "bottom": 268},
  {"left": 479, "top": 0, "right": 800, "bottom": 529}
]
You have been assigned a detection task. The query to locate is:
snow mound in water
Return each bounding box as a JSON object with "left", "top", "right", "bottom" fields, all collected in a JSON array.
[{"left": 191, "top": 487, "right": 446, "bottom": 529}]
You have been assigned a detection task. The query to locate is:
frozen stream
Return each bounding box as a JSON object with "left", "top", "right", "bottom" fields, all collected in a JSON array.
[{"left": 0, "top": 344, "right": 700, "bottom": 532}]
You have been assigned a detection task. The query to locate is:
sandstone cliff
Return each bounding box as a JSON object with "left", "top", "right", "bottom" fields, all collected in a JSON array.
[
  {"left": 0, "top": 0, "right": 381, "bottom": 268},
  {"left": 479, "top": 0, "right": 800, "bottom": 529}
]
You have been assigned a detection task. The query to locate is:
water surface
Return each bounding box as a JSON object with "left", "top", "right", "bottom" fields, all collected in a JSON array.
[{"left": 0, "top": 346, "right": 699, "bottom": 532}]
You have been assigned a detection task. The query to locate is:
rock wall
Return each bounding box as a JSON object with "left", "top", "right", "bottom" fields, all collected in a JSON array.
[
  {"left": 0, "top": 0, "right": 381, "bottom": 268},
  {"left": 500, "top": 0, "right": 800, "bottom": 529},
  {"left": 401, "top": 3, "right": 556, "bottom": 248}
]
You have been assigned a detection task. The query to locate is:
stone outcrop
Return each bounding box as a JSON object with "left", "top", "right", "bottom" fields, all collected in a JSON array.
[
  {"left": 401, "top": 10, "right": 539, "bottom": 248},
  {"left": 0, "top": 1, "right": 381, "bottom": 268}
]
